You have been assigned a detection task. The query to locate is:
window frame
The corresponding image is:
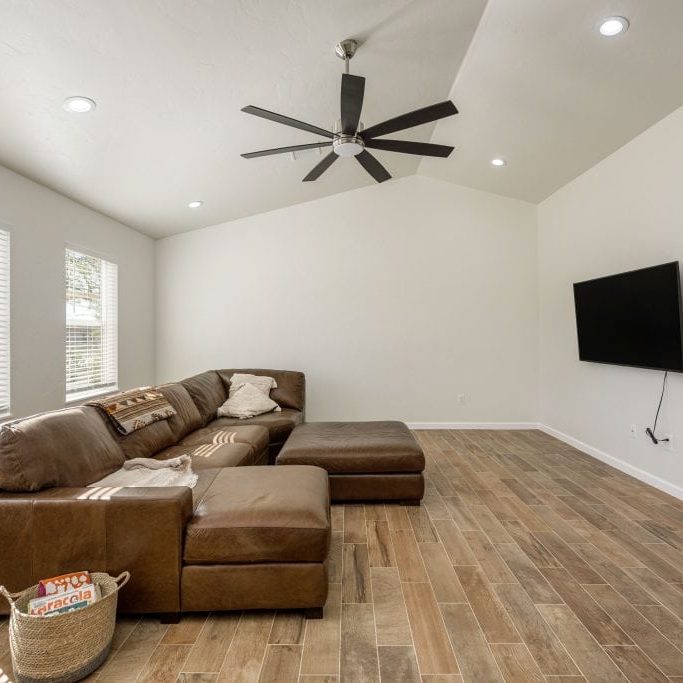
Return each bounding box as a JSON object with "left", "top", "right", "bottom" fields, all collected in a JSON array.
[{"left": 65, "top": 244, "right": 119, "bottom": 403}]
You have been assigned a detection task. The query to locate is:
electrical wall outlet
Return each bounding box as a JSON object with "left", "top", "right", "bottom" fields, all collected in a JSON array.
[
  {"left": 457, "top": 393, "right": 465, "bottom": 404},
  {"left": 630, "top": 424, "right": 637, "bottom": 438}
]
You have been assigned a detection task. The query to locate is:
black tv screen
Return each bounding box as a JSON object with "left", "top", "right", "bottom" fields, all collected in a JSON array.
[{"left": 573, "top": 262, "right": 683, "bottom": 372}]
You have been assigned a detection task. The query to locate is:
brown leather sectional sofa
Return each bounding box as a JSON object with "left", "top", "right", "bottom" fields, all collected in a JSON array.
[{"left": 0, "top": 369, "right": 330, "bottom": 620}]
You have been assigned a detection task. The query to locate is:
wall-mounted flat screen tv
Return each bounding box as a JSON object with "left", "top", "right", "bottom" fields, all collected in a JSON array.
[{"left": 573, "top": 261, "right": 683, "bottom": 372}]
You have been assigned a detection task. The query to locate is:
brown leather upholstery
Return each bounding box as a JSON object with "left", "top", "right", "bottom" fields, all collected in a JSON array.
[
  {"left": 181, "top": 371, "right": 228, "bottom": 425},
  {"left": 181, "top": 563, "right": 327, "bottom": 612},
  {"left": 0, "top": 486, "right": 193, "bottom": 614},
  {"left": 329, "top": 473, "right": 424, "bottom": 502},
  {"left": 276, "top": 422, "right": 425, "bottom": 503},
  {"left": 276, "top": 421, "right": 425, "bottom": 473},
  {"left": 156, "top": 382, "right": 203, "bottom": 441},
  {"left": 217, "top": 369, "right": 305, "bottom": 411},
  {"left": 0, "top": 368, "right": 330, "bottom": 616},
  {"left": 208, "top": 410, "right": 303, "bottom": 444},
  {"left": 0, "top": 407, "right": 125, "bottom": 491},
  {"left": 179, "top": 424, "right": 269, "bottom": 455},
  {"left": 187, "top": 468, "right": 220, "bottom": 512},
  {"left": 107, "top": 418, "right": 177, "bottom": 460},
  {"left": 184, "top": 466, "right": 330, "bottom": 564},
  {"left": 156, "top": 442, "right": 256, "bottom": 470}
]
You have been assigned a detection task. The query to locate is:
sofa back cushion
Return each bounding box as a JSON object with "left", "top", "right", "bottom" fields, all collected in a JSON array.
[
  {"left": 156, "top": 383, "right": 203, "bottom": 441},
  {"left": 217, "top": 369, "right": 305, "bottom": 411},
  {"left": 181, "top": 371, "right": 228, "bottom": 426},
  {"left": 0, "top": 407, "right": 125, "bottom": 492},
  {"left": 105, "top": 418, "right": 177, "bottom": 460}
]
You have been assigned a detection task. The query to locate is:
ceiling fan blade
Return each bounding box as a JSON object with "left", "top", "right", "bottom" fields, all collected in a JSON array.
[
  {"left": 241, "top": 142, "right": 332, "bottom": 159},
  {"left": 241, "top": 105, "right": 334, "bottom": 139},
  {"left": 302, "top": 151, "right": 339, "bottom": 181},
  {"left": 356, "top": 150, "right": 391, "bottom": 183},
  {"left": 340, "top": 73, "right": 365, "bottom": 135},
  {"left": 365, "top": 138, "right": 453, "bottom": 158},
  {"left": 362, "top": 101, "right": 458, "bottom": 139}
]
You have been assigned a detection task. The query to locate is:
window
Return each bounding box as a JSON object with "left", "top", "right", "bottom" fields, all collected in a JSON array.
[
  {"left": 0, "top": 230, "right": 9, "bottom": 416},
  {"left": 65, "top": 248, "right": 118, "bottom": 400}
]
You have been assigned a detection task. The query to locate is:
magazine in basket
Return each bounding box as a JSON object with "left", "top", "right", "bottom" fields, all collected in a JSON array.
[{"left": 28, "top": 570, "right": 101, "bottom": 616}]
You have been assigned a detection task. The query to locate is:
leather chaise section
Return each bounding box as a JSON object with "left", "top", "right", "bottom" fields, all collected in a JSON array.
[{"left": 184, "top": 465, "right": 330, "bottom": 564}]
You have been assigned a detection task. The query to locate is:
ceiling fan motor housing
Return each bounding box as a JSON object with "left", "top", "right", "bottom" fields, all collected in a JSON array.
[{"left": 333, "top": 135, "right": 365, "bottom": 156}]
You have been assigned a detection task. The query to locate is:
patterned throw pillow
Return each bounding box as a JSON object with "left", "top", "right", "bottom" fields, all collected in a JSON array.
[{"left": 217, "top": 383, "right": 280, "bottom": 420}]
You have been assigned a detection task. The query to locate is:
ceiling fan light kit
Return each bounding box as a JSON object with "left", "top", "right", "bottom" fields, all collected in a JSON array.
[{"left": 240, "top": 38, "right": 458, "bottom": 183}]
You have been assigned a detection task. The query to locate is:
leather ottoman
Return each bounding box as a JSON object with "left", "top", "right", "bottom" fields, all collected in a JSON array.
[
  {"left": 276, "top": 421, "right": 425, "bottom": 504},
  {"left": 181, "top": 464, "right": 330, "bottom": 615}
]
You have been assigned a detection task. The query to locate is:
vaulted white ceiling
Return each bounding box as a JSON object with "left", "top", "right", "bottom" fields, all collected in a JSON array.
[
  {"left": 420, "top": 0, "right": 683, "bottom": 202},
  {"left": 1, "top": 1, "right": 683, "bottom": 237}
]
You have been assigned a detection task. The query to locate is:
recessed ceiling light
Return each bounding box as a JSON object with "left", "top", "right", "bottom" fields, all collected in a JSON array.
[
  {"left": 599, "top": 16, "right": 629, "bottom": 37},
  {"left": 491, "top": 158, "right": 506, "bottom": 167},
  {"left": 187, "top": 201, "right": 203, "bottom": 209},
  {"left": 63, "top": 96, "right": 96, "bottom": 113}
]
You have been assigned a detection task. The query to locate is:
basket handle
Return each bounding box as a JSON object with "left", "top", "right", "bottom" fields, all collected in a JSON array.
[
  {"left": 113, "top": 571, "right": 131, "bottom": 591},
  {"left": 0, "top": 585, "right": 22, "bottom": 605}
]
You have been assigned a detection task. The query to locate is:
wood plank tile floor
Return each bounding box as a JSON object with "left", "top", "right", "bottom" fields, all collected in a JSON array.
[{"left": 3, "top": 429, "right": 683, "bottom": 681}]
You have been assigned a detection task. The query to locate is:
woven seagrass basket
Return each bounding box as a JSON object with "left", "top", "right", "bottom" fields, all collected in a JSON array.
[{"left": 0, "top": 571, "right": 130, "bottom": 683}]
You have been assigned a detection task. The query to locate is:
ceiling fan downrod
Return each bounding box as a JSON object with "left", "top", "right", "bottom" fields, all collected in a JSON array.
[{"left": 335, "top": 39, "right": 358, "bottom": 75}]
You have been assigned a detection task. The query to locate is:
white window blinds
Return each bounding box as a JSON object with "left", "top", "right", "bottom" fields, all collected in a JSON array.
[
  {"left": 65, "top": 248, "right": 118, "bottom": 399},
  {"left": 0, "top": 230, "right": 9, "bottom": 416}
]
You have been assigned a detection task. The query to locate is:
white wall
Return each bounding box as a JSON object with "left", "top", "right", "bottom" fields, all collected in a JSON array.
[
  {"left": 0, "top": 164, "right": 156, "bottom": 419},
  {"left": 538, "top": 104, "right": 683, "bottom": 496},
  {"left": 156, "top": 175, "right": 538, "bottom": 423}
]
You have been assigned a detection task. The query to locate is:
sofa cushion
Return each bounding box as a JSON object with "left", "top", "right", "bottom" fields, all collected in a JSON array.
[
  {"left": 156, "top": 442, "right": 256, "bottom": 470},
  {"left": 183, "top": 465, "right": 330, "bottom": 564},
  {"left": 0, "top": 407, "right": 125, "bottom": 492},
  {"left": 276, "top": 421, "right": 425, "bottom": 474},
  {"left": 156, "top": 382, "right": 203, "bottom": 441},
  {"left": 106, "top": 418, "right": 176, "bottom": 460},
  {"left": 208, "top": 409, "right": 303, "bottom": 444},
  {"left": 217, "top": 369, "right": 305, "bottom": 411},
  {"left": 181, "top": 371, "right": 228, "bottom": 425},
  {"left": 179, "top": 424, "right": 269, "bottom": 455}
]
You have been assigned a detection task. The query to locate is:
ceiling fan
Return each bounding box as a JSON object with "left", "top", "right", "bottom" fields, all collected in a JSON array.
[{"left": 240, "top": 39, "right": 458, "bottom": 183}]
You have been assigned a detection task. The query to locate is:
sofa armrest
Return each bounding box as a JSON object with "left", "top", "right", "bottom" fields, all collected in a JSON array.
[{"left": 0, "top": 486, "right": 193, "bottom": 614}]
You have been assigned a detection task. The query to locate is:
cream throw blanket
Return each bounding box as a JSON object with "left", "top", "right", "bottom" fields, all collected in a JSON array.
[{"left": 88, "top": 455, "right": 198, "bottom": 489}]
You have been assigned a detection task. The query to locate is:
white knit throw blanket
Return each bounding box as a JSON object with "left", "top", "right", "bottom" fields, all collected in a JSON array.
[{"left": 88, "top": 455, "right": 198, "bottom": 489}]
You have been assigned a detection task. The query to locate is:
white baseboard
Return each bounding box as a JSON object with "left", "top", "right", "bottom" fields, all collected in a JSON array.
[
  {"left": 539, "top": 423, "right": 683, "bottom": 501},
  {"left": 406, "top": 420, "right": 682, "bottom": 501},
  {"left": 407, "top": 422, "right": 540, "bottom": 430}
]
